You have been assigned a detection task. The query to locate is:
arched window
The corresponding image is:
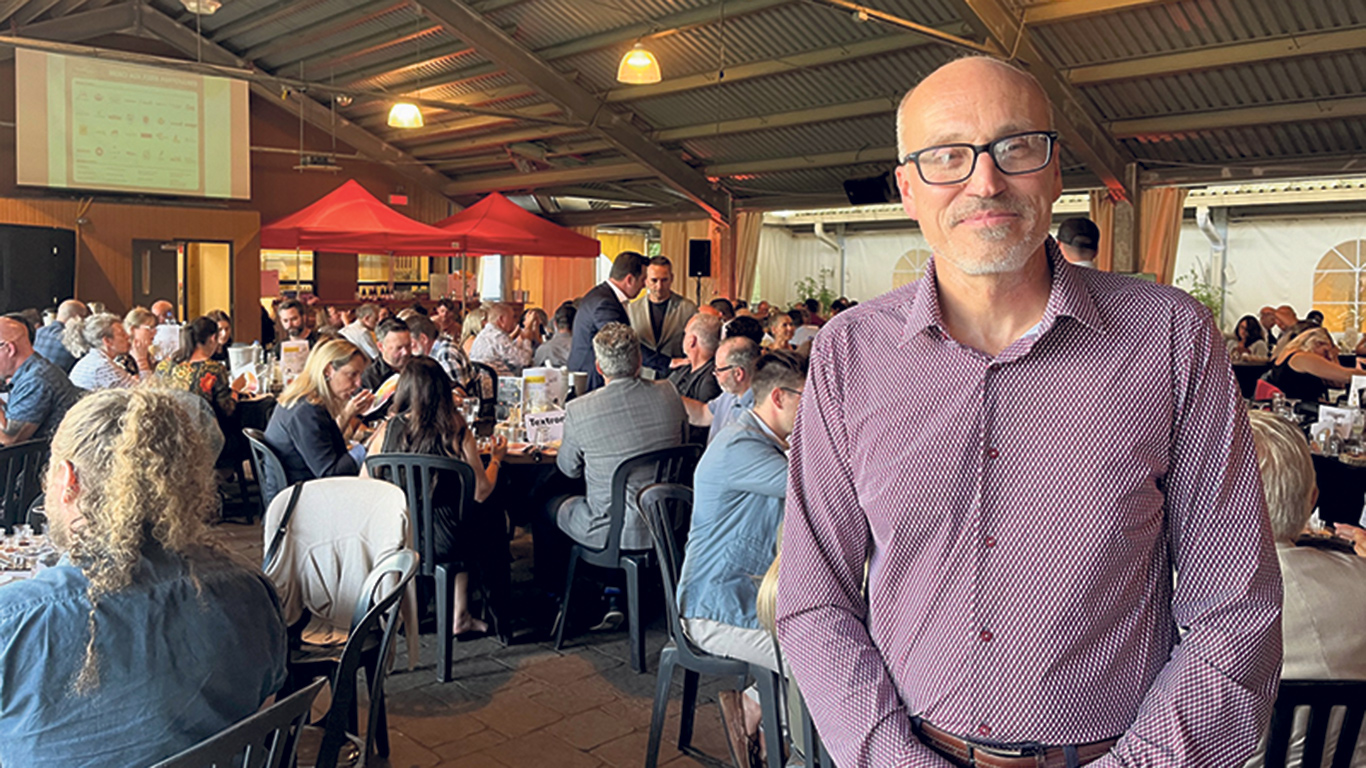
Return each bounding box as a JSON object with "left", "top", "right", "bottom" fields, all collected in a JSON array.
[
  {"left": 1312, "top": 240, "right": 1366, "bottom": 333},
  {"left": 893, "top": 249, "right": 932, "bottom": 289}
]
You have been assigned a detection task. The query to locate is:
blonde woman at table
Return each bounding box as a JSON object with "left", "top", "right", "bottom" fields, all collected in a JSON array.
[
  {"left": 264, "top": 339, "right": 374, "bottom": 486},
  {"left": 364, "top": 357, "right": 510, "bottom": 639},
  {"left": 1264, "top": 327, "right": 1358, "bottom": 403}
]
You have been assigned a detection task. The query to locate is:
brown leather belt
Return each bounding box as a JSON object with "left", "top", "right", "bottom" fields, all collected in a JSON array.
[{"left": 915, "top": 720, "right": 1118, "bottom": 768}]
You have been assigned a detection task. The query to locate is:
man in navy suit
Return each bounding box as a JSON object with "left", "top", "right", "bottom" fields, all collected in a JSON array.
[{"left": 568, "top": 251, "right": 670, "bottom": 390}]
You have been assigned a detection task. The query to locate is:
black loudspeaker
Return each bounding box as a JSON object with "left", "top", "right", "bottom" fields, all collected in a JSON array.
[
  {"left": 843, "top": 171, "right": 897, "bottom": 206},
  {"left": 0, "top": 225, "right": 76, "bottom": 313},
  {"left": 688, "top": 239, "right": 712, "bottom": 278}
]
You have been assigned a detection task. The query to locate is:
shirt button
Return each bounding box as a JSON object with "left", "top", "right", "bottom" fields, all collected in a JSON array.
[
  {"left": 987, "top": 448, "right": 999, "bottom": 459},
  {"left": 980, "top": 629, "right": 993, "bottom": 643},
  {"left": 983, "top": 535, "right": 997, "bottom": 548},
  {"left": 978, "top": 723, "right": 992, "bottom": 737}
]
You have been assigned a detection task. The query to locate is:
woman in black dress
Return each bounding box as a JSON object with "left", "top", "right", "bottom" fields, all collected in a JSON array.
[{"left": 366, "top": 357, "right": 509, "bottom": 637}]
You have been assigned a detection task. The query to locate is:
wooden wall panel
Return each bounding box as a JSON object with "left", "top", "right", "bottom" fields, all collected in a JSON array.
[{"left": 0, "top": 198, "right": 261, "bottom": 339}]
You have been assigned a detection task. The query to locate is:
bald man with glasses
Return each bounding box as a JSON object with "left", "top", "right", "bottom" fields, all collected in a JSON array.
[
  {"left": 777, "top": 57, "right": 1279, "bottom": 768},
  {"left": 0, "top": 317, "right": 82, "bottom": 446}
]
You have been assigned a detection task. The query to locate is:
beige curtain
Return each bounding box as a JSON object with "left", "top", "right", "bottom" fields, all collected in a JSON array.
[
  {"left": 661, "top": 219, "right": 717, "bottom": 299},
  {"left": 1088, "top": 190, "right": 1116, "bottom": 272},
  {"left": 1139, "top": 187, "right": 1188, "bottom": 285},
  {"left": 732, "top": 211, "right": 764, "bottom": 303}
]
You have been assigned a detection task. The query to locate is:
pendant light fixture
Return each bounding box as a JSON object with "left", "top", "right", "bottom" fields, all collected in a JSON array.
[
  {"left": 389, "top": 10, "right": 426, "bottom": 129},
  {"left": 388, "top": 102, "right": 424, "bottom": 128},
  {"left": 616, "top": 43, "right": 661, "bottom": 85}
]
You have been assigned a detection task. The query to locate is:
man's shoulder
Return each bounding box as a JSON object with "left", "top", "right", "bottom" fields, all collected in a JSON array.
[
  {"left": 0, "top": 563, "right": 88, "bottom": 622},
  {"left": 1079, "top": 267, "right": 1211, "bottom": 323}
]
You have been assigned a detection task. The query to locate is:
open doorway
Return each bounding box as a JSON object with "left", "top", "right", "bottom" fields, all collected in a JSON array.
[{"left": 130, "top": 239, "right": 233, "bottom": 321}]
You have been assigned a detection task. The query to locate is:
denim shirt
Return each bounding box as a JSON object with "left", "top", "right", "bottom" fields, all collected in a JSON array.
[
  {"left": 677, "top": 408, "right": 788, "bottom": 629},
  {"left": 0, "top": 544, "right": 288, "bottom": 768},
  {"left": 6, "top": 353, "right": 82, "bottom": 441}
]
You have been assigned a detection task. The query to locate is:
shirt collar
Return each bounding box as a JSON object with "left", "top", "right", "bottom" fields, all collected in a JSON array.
[
  {"left": 903, "top": 237, "right": 1104, "bottom": 347},
  {"left": 745, "top": 408, "right": 785, "bottom": 447},
  {"left": 607, "top": 280, "right": 630, "bottom": 304}
]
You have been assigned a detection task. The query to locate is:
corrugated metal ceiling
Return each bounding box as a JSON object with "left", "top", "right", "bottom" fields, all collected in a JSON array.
[{"left": 17, "top": 0, "right": 1366, "bottom": 208}]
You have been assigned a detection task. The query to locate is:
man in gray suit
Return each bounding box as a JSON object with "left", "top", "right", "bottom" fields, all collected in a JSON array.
[
  {"left": 626, "top": 256, "right": 698, "bottom": 359},
  {"left": 555, "top": 322, "right": 686, "bottom": 551}
]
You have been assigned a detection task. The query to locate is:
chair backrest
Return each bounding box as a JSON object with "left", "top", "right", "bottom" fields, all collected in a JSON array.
[
  {"left": 261, "top": 477, "right": 410, "bottom": 635},
  {"left": 364, "top": 452, "right": 476, "bottom": 577},
  {"left": 243, "top": 428, "right": 289, "bottom": 515},
  {"left": 1255, "top": 378, "right": 1284, "bottom": 401},
  {"left": 316, "top": 548, "right": 419, "bottom": 768},
  {"left": 639, "top": 482, "right": 716, "bottom": 668},
  {"left": 0, "top": 439, "right": 49, "bottom": 533},
  {"left": 601, "top": 444, "right": 702, "bottom": 559},
  {"left": 1265, "top": 679, "right": 1366, "bottom": 768},
  {"left": 150, "top": 677, "right": 326, "bottom": 768}
]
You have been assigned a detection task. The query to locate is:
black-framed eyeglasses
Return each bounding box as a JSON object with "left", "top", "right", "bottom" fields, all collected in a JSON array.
[
  {"left": 901, "top": 130, "right": 1059, "bottom": 185},
  {"left": 714, "top": 364, "right": 736, "bottom": 375},
  {"left": 779, "top": 387, "right": 804, "bottom": 398}
]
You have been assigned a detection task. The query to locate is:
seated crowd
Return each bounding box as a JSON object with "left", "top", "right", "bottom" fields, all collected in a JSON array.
[
  {"left": 0, "top": 257, "right": 850, "bottom": 766},
  {"left": 10, "top": 256, "right": 1365, "bottom": 768}
]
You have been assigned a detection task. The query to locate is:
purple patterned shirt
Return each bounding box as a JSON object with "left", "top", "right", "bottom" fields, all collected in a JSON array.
[{"left": 776, "top": 243, "right": 1281, "bottom": 768}]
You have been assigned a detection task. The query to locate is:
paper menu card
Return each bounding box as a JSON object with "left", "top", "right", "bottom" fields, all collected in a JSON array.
[
  {"left": 279, "top": 340, "right": 310, "bottom": 386},
  {"left": 1350, "top": 375, "right": 1366, "bottom": 408},
  {"left": 152, "top": 323, "right": 182, "bottom": 363},
  {"left": 521, "top": 367, "right": 566, "bottom": 410},
  {"left": 1318, "top": 405, "right": 1356, "bottom": 439},
  {"left": 524, "top": 408, "right": 566, "bottom": 444}
]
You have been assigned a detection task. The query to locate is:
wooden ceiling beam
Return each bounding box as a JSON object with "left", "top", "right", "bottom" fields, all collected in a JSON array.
[
  {"left": 1110, "top": 96, "right": 1366, "bottom": 137},
  {"left": 138, "top": 5, "right": 457, "bottom": 203},
  {"left": 948, "top": 0, "right": 1136, "bottom": 201},
  {"left": 0, "top": 3, "right": 136, "bottom": 60},
  {"left": 420, "top": 0, "right": 731, "bottom": 221},
  {"left": 1068, "top": 27, "right": 1366, "bottom": 84},
  {"left": 1021, "top": 0, "right": 1179, "bottom": 25}
]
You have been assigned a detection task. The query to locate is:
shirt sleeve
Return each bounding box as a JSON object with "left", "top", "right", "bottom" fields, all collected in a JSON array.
[
  {"left": 556, "top": 407, "right": 585, "bottom": 479},
  {"left": 289, "top": 404, "right": 358, "bottom": 479},
  {"left": 776, "top": 330, "right": 952, "bottom": 768},
  {"left": 4, "top": 366, "right": 50, "bottom": 428},
  {"left": 728, "top": 437, "right": 788, "bottom": 499},
  {"left": 1092, "top": 303, "right": 1282, "bottom": 767}
]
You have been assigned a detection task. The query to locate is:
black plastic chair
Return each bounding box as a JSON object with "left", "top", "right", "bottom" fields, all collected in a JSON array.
[
  {"left": 638, "top": 482, "right": 784, "bottom": 768},
  {"left": 1264, "top": 679, "right": 1366, "bottom": 768},
  {"left": 553, "top": 444, "right": 703, "bottom": 673},
  {"left": 364, "top": 452, "right": 481, "bottom": 683},
  {"left": 291, "top": 548, "right": 419, "bottom": 768},
  {"left": 244, "top": 428, "right": 289, "bottom": 519},
  {"left": 0, "top": 439, "right": 49, "bottom": 533},
  {"left": 150, "top": 678, "right": 326, "bottom": 768}
]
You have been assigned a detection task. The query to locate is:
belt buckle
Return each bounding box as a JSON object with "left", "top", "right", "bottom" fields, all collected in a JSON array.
[{"left": 973, "top": 740, "right": 1046, "bottom": 766}]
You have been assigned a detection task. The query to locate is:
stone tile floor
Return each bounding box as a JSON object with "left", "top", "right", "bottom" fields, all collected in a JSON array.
[{"left": 211, "top": 520, "right": 739, "bottom": 768}]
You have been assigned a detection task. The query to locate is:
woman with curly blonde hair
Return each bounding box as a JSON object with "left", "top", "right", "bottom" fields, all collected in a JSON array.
[{"left": 0, "top": 389, "right": 288, "bottom": 768}]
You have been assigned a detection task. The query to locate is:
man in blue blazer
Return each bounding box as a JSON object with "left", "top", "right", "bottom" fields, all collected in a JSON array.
[{"left": 568, "top": 251, "right": 670, "bottom": 390}]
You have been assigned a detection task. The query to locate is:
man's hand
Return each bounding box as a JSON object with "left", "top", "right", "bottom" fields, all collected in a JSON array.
[
  {"left": 1334, "top": 523, "right": 1366, "bottom": 558},
  {"left": 669, "top": 357, "right": 687, "bottom": 369}
]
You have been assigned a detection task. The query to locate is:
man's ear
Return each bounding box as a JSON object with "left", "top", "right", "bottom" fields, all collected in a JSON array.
[{"left": 595, "top": 360, "right": 603, "bottom": 378}]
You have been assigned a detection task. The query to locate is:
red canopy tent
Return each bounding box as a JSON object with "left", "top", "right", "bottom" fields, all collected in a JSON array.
[
  {"left": 434, "top": 192, "right": 600, "bottom": 258},
  {"left": 260, "top": 179, "right": 459, "bottom": 255}
]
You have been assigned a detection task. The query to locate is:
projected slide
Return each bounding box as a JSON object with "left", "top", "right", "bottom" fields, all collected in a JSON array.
[{"left": 16, "top": 49, "right": 251, "bottom": 200}]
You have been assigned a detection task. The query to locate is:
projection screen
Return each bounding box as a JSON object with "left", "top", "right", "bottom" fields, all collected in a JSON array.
[{"left": 15, "top": 49, "right": 251, "bottom": 200}]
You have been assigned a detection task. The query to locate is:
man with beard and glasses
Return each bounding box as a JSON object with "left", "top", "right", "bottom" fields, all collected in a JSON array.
[{"left": 776, "top": 56, "right": 1280, "bottom": 768}]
